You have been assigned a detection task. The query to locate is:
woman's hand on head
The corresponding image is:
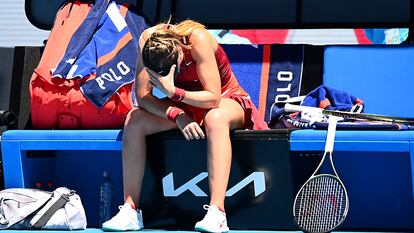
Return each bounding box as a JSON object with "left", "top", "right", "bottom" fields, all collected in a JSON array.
[
  {"left": 175, "top": 113, "right": 205, "bottom": 140},
  {"left": 146, "top": 65, "right": 177, "bottom": 98}
]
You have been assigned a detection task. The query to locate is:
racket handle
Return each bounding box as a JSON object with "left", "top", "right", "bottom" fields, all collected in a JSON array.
[
  {"left": 284, "top": 103, "right": 323, "bottom": 113},
  {"left": 325, "top": 116, "right": 339, "bottom": 152}
]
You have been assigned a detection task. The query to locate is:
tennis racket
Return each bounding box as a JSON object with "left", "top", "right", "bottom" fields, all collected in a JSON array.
[
  {"left": 293, "top": 116, "right": 349, "bottom": 233},
  {"left": 284, "top": 103, "right": 414, "bottom": 125}
]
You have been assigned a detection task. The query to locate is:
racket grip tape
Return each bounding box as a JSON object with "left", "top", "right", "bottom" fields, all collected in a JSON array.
[{"left": 325, "top": 116, "right": 339, "bottom": 152}]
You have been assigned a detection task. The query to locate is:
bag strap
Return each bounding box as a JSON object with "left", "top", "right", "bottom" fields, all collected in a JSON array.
[
  {"left": 0, "top": 198, "right": 9, "bottom": 225},
  {"left": 31, "top": 191, "right": 73, "bottom": 229}
]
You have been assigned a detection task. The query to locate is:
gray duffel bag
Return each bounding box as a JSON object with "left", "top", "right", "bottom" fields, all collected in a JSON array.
[{"left": 0, "top": 187, "right": 87, "bottom": 230}]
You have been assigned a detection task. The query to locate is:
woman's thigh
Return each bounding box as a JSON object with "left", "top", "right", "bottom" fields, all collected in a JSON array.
[
  {"left": 125, "top": 107, "right": 177, "bottom": 135},
  {"left": 203, "top": 98, "right": 245, "bottom": 130}
]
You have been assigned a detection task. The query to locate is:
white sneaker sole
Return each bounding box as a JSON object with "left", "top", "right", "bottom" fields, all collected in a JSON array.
[
  {"left": 194, "top": 225, "right": 229, "bottom": 233},
  {"left": 102, "top": 225, "right": 143, "bottom": 231}
]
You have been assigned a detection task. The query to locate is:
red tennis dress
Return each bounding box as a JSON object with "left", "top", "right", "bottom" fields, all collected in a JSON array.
[{"left": 174, "top": 45, "right": 268, "bottom": 130}]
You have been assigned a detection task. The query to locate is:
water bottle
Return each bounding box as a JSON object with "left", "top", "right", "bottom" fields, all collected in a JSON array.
[{"left": 99, "top": 171, "right": 113, "bottom": 225}]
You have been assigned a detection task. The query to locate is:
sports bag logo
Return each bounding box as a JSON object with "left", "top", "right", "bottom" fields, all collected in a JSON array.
[{"left": 162, "top": 172, "right": 266, "bottom": 197}]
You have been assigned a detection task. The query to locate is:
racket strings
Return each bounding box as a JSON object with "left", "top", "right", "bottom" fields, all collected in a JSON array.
[{"left": 294, "top": 176, "right": 347, "bottom": 233}]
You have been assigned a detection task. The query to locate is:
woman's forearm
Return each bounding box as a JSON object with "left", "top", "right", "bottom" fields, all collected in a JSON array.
[
  {"left": 137, "top": 94, "right": 173, "bottom": 118},
  {"left": 180, "top": 90, "right": 220, "bottom": 109}
]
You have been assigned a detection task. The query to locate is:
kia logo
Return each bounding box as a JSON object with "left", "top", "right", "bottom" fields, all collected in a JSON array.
[{"left": 162, "top": 172, "right": 266, "bottom": 197}]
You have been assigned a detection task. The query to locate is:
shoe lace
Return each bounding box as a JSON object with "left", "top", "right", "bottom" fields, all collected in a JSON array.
[
  {"left": 201, "top": 204, "right": 226, "bottom": 226},
  {"left": 118, "top": 204, "right": 133, "bottom": 212},
  {"left": 203, "top": 204, "right": 210, "bottom": 210},
  {"left": 111, "top": 204, "right": 136, "bottom": 221},
  {"left": 203, "top": 204, "right": 225, "bottom": 215}
]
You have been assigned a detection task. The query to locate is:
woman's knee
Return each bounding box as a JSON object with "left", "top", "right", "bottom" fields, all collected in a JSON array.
[
  {"left": 204, "top": 99, "right": 245, "bottom": 133},
  {"left": 124, "top": 109, "right": 150, "bottom": 135},
  {"left": 204, "top": 109, "right": 229, "bottom": 133}
]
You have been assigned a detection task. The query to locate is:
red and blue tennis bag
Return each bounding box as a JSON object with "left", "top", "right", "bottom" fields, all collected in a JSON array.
[{"left": 30, "top": 0, "right": 148, "bottom": 129}]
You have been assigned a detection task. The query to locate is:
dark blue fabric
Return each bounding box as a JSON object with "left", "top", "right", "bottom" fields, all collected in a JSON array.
[
  {"left": 271, "top": 85, "right": 413, "bottom": 130},
  {"left": 80, "top": 39, "right": 138, "bottom": 107},
  {"left": 52, "top": 1, "right": 149, "bottom": 108},
  {"left": 53, "top": 0, "right": 108, "bottom": 77},
  {"left": 269, "top": 85, "right": 363, "bottom": 128},
  {"left": 301, "top": 85, "right": 362, "bottom": 111},
  {"left": 266, "top": 45, "right": 304, "bottom": 123},
  {"left": 222, "top": 44, "right": 263, "bottom": 107}
]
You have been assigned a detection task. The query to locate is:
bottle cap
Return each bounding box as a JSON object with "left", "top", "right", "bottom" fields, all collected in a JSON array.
[{"left": 35, "top": 181, "right": 43, "bottom": 189}]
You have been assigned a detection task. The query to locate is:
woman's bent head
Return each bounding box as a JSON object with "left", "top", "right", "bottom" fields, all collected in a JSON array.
[{"left": 141, "top": 20, "right": 205, "bottom": 76}]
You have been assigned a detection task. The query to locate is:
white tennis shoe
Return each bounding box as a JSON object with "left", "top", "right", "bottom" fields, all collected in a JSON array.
[
  {"left": 102, "top": 203, "right": 144, "bottom": 231},
  {"left": 194, "top": 205, "right": 229, "bottom": 233}
]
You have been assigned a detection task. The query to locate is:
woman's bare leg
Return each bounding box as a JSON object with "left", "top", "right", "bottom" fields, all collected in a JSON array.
[
  {"left": 122, "top": 108, "right": 176, "bottom": 207},
  {"left": 203, "top": 98, "right": 245, "bottom": 209}
]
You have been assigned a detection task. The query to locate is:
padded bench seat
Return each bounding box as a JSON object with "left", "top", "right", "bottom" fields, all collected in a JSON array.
[
  {"left": 290, "top": 129, "right": 414, "bottom": 194},
  {"left": 1, "top": 128, "right": 298, "bottom": 230},
  {"left": 290, "top": 129, "right": 414, "bottom": 152},
  {"left": 1, "top": 130, "right": 123, "bottom": 188},
  {"left": 289, "top": 129, "right": 414, "bottom": 229},
  {"left": 1, "top": 129, "right": 289, "bottom": 188}
]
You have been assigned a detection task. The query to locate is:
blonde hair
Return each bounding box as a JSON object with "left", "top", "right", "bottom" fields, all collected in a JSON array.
[{"left": 142, "top": 20, "right": 205, "bottom": 75}]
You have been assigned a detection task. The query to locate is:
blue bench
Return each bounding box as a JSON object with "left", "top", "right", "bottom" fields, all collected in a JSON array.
[
  {"left": 2, "top": 44, "right": 414, "bottom": 230},
  {"left": 1, "top": 130, "right": 123, "bottom": 188},
  {"left": 290, "top": 45, "right": 414, "bottom": 229},
  {"left": 1, "top": 128, "right": 296, "bottom": 230},
  {"left": 2, "top": 44, "right": 298, "bottom": 229}
]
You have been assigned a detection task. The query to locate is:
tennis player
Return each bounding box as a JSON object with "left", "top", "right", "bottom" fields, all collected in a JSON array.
[{"left": 102, "top": 19, "right": 268, "bottom": 232}]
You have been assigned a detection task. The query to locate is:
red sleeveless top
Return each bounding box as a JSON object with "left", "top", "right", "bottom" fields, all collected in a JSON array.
[
  {"left": 175, "top": 44, "right": 234, "bottom": 91},
  {"left": 174, "top": 44, "right": 268, "bottom": 130}
]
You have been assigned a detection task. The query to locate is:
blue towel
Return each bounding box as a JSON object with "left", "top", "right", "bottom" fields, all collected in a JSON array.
[
  {"left": 301, "top": 85, "right": 363, "bottom": 112},
  {"left": 270, "top": 85, "right": 412, "bottom": 130},
  {"left": 52, "top": 0, "right": 149, "bottom": 108},
  {"left": 268, "top": 84, "right": 363, "bottom": 128}
]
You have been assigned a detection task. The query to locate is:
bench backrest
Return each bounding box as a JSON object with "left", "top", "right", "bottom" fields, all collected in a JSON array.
[{"left": 323, "top": 45, "right": 414, "bottom": 117}]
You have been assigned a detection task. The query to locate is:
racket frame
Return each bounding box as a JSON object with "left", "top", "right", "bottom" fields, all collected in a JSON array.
[
  {"left": 284, "top": 103, "right": 414, "bottom": 124},
  {"left": 292, "top": 152, "right": 349, "bottom": 233},
  {"left": 292, "top": 117, "right": 349, "bottom": 233}
]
